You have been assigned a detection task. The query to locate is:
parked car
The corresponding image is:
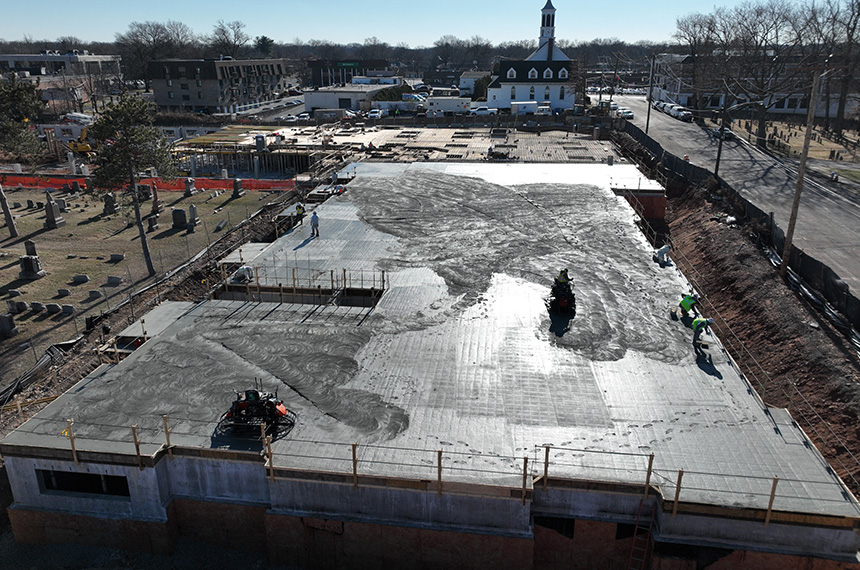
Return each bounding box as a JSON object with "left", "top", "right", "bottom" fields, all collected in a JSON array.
[
  {"left": 470, "top": 106, "right": 498, "bottom": 116},
  {"left": 711, "top": 128, "right": 735, "bottom": 140},
  {"left": 284, "top": 115, "right": 298, "bottom": 123},
  {"left": 617, "top": 108, "right": 634, "bottom": 119},
  {"left": 297, "top": 112, "right": 311, "bottom": 121},
  {"left": 367, "top": 109, "right": 386, "bottom": 119}
]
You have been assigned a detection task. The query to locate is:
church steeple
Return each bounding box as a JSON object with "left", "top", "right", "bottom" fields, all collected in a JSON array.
[{"left": 539, "top": 0, "right": 556, "bottom": 61}]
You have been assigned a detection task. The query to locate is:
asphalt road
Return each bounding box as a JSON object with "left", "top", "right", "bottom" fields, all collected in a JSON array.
[{"left": 613, "top": 94, "right": 860, "bottom": 296}]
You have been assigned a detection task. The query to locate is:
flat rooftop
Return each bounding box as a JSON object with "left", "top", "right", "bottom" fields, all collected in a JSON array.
[{"left": 4, "top": 163, "right": 858, "bottom": 519}]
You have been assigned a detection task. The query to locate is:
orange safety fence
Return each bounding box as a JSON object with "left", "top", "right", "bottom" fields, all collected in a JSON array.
[{"left": 0, "top": 174, "right": 295, "bottom": 192}]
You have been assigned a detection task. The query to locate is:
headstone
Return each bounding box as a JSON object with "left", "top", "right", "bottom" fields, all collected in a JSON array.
[
  {"left": 56, "top": 198, "right": 68, "bottom": 212},
  {"left": 12, "top": 163, "right": 22, "bottom": 174},
  {"left": 45, "top": 303, "right": 62, "bottom": 314},
  {"left": 232, "top": 178, "right": 245, "bottom": 198},
  {"left": 0, "top": 184, "right": 19, "bottom": 239},
  {"left": 136, "top": 183, "right": 152, "bottom": 201},
  {"left": 58, "top": 289, "right": 71, "bottom": 297},
  {"left": 172, "top": 208, "right": 187, "bottom": 230},
  {"left": 24, "top": 240, "right": 37, "bottom": 256},
  {"left": 221, "top": 168, "right": 228, "bottom": 179},
  {"left": 215, "top": 219, "right": 228, "bottom": 232},
  {"left": 151, "top": 184, "right": 162, "bottom": 215},
  {"left": 0, "top": 314, "right": 17, "bottom": 338},
  {"left": 188, "top": 204, "right": 200, "bottom": 227},
  {"left": 109, "top": 253, "right": 125, "bottom": 262},
  {"left": 15, "top": 301, "right": 28, "bottom": 313},
  {"left": 61, "top": 305, "right": 75, "bottom": 315},
  {"left": 103, "top": 192, "right": 118, "bottom": 215},
  {"left": 12, "top": 202, "right": 21, "bottom": 209},
  {"left": 107, "top": 275, "right": 123, "bottom": 286},
  {"left": 147, "top": 217, "right": 159, "bottom": 232},
  {"left": 18, "top": 256, "right": 46, "bottom": 280},
  {"left": 30, "top": 302, "right": 45, "bottom": 312},
  {"left": 72, "top": 274, "right": 90, "bottom": 284},
  {"left": 36, "top": 202, "right": 43, "bottom": 209},
  {"left": 8, "top": 289, "right": 21, "bottom": 297},
  {"left": 184, "top": 178, "right": 196, "bottom": 197},
  {"left": 88, "top": 290, "right": 102, "bottom": 299},
  {"left": 6, "top": 301, "right": 18, "bottom": 314},
  {"left": 84, "top": 178, "right": 93, "bottom": 192},
  {"left": 26, "top": 200, "right": 34, "bottom": 209},
  {"left": 71, "top": 180, "right": 81, "bottom": 193}
]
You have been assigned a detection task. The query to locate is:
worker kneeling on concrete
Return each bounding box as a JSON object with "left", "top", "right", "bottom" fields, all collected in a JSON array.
[
  {"left": 679, "top": 293, "right": 699, "bottom": 317},
  {"left": 692, "top": 317, "right": 715, "bottom": 349}
]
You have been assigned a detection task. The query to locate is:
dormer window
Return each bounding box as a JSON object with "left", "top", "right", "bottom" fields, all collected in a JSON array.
[
  {"left": 507, "top": 68, "right": 517, "bottom": 79},
  {"left": 543, "top": 68, "right": 553, "bottom": 79},
  {"left": 559, "top": 68, "right": 569, "bottom": 79},
  {"left": 529, "top": 68, "right": 538, "bottom": 79}
]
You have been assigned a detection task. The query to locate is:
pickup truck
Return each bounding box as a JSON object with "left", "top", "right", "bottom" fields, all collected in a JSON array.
[{"left": 470, "top": 106, "right": 498, "bottom": 116}]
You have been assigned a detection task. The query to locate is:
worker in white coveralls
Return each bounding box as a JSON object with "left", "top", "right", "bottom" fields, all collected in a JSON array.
[{"left": 310, "top": 211, "right": 319, "bottom": 237}]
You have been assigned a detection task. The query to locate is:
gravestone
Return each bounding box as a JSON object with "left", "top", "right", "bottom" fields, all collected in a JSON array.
[
  {"left": 18, "top": 256, "right": 46, "bottom": 280},
  {"left": 107, "top": 275, "right": 123, "bottom": 286},
  {"left": 109, "top": 253, "right": 125, "bottom": 262},
  {"left": 26, "top": 200, "right": 34, "bottom": 209},
  {"left": 147, "top": 217, "right": 159, "bottom": 232},
  {"left": 58, "top": 289, "right": 71, "bottom": 297},
  {"left": 184, "top": 178, "right": 196, "bottom": 197},
  {"left": 136, "top": 184, "right": 152, "bottom": 201},
  {"left": 15, "top": 301, "right": 28, "bottom": 313},
  {"left": 12, "top": 202, "right": 21, "bottom": 209},
  {"left": 44, "top": 195, "right": 67, "bottom": 229},
  {"left": 71, "top": 180, "right": 81, "bottom": 194},
  {"left": 172, "top": 208, "right": 187, "bottom": 230},
  {"left": 151, "top": 184, "right": 163, "bottom": 215},
  {"left": 30, "top": 302, "right": 45, "bottom": 313},
  {"left": 25, "top": 240, "right": 37, "bottom": 256},
  {"left": 6, "top": 301, "right": 18, "bottom": 314},
  {"left": 8, "top": 289, "right": 21, "bottom": 297},
  {"left": 0, "top": 184, "right": 19, "bottom": 239},
  {"left": 56, "top": 198, "right": 68, "bottom": 212},
  {"left": 88, "top": 290, "right": 102, "bottom": 299},
  {"left": 0, "top": 314, "right": 17, "bottom": 338},
  {"left": 45, "top": 303, "right": 61, "bottom": 314},
  {"left": 232, "top": 178, "right": 245, "bottom": 198},
  {"left": 61, "top": 305, "right": 75, "bottom": 315},
  {"left": 103, "top": 192, "right": 118, "bottom": 215},
  {"left": 36, "top": 202, "right": 43, "bottom": 209},
  {"left": 72, "top": 274, "right": 90, "bottom": 284},
  {"left": 215, "top": 219, "right": 228, "bottom": 232},
  {"left": 187, "top": 204, "right": 200, "bottom": 229}
]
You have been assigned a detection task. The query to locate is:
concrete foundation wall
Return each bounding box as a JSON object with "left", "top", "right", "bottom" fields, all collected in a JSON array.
[
  {"left": 7, "top": 502, "right": 176, "bottom": 555},
  {"left": 265, "top": 510, "right": 535, "bottom": 570},
  {"left": 172, "top": 497, "right": 267, "bottom": 551},
  {"left": 533, "top": 518, "right": 631, "bottom": 570},
  {"left": 163, "top": 456, "right": 270, "bottom": 506},
  {"left": 5, "top": 455, "right": 166, "bottom": 521},
  {"left": 270, "top": 478, "right": 531, "bottom": 535}
]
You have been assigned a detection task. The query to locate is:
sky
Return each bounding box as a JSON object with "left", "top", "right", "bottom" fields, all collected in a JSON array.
[{"left": 0, "top": 0, "right": 752, "bottom": 48}]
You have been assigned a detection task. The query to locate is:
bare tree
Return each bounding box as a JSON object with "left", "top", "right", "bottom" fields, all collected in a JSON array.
[
  {"left": 209, "top": 20, "right": 249, "bottom": 59},
  {"left": 358, "top": 37, "right": 389, "bottom": 60},
  {"left": 433, "top": 35, "right": 466, "bottom": 68},
  {"left": 674, "top": 13, "right": 717, "bottom": 113},
  {"left": 465, "top": 36, "right": 493, "bottom": 68}
]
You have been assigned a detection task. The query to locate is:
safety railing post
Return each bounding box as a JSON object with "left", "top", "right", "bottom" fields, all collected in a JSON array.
[
  {"left": 543, "top": 446, "right": 550, "bottom": 490},
  {"left": 352, "top": 443, "right": 358, "bottom": 489},
  {"left": 765, "top": 476, "right": 779, "bottom": 526},
  {"left": 437, "top": 450, "right": 443, "bottom": 495},
  {"left": 644, "top": 454, "right": 654, "bottom": 498},
  {"left": 522, "top": 457, "right": 529, "bottom": 505},
  {"left": 132, "top": 425, "right": 143, "bottom": 470},
  {"left": 672, "top": 469, "right": 684, "bottom": 517},
  {"left": 162, "top": 414, "right": 173, "bottom": 458}
]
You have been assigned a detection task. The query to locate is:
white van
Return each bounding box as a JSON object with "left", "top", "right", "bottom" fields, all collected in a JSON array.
[{"left": 536, "top": 105, "right": 552, "bottom": 116}]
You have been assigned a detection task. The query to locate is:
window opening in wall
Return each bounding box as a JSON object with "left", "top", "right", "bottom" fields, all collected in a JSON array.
[{"left": 37, "top": 469, "right": 130, "bottom": 498}]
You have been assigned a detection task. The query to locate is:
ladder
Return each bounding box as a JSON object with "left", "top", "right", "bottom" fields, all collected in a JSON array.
[{"left": 626, "top": 500, "right": 655, "bottom": 570}]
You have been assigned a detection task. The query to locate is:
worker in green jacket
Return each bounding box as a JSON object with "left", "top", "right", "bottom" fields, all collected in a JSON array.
[
  {"left": 679, "top": 293, "right": 699, "bottom": 317},
  {"left": 692, "top": 317, "right": 714, "bottom": 348}
]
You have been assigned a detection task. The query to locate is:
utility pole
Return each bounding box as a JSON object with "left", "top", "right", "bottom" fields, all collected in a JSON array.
[
  {"left": 645, "top": 54, "right": 655, "bottom": 135},
  {"left": 609, "top": 53, "right": 621, "bottom": 103},
  {"left": 714, "top": 94, "right": 728, "bottom": 178},
  {"left": 780, "top": 70, "right": 823, "bottom": 278}
]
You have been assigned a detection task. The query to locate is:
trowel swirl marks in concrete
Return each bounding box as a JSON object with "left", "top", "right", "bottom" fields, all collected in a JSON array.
[{"left": 350, "top": 172, "right": 688, "bottom": 363}]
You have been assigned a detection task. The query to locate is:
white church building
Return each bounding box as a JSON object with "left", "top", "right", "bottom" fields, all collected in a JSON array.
[{"left": 486, "top": 0, "right": 577, "bottom": 112}]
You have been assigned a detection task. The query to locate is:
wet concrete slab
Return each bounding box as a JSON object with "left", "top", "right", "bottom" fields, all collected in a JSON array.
[{"left": 5, "top": 163, "right": 858, "bottom": 517}]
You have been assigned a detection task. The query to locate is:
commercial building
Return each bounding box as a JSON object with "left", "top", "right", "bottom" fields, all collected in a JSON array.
[
  {"left": 2, "top": 161, "right": 858, "bottom": 569},
  {"left": 307, "top": 59, "right": 389, "bottom": 88},
  {"left": 146, "top": 58, "right": 291, "bottom": 114}
]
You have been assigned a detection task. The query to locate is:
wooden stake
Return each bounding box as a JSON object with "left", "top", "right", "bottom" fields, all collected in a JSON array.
[
  {"left": 66, "top": 419, "right": 78, "bottom": 465},
  {"left": 279, "top": 283, "right": 284, "bottom": 303},
  {"left": 437, "top": 450, "right": 443, "bottom": 495},
  {"left": 765, "top": 476, "right": 779, "bottom": 526},
  {"left": 644, "top": 454, "right": 654, "bottom": 499},
  {"left": 352, "top": 443, "right": 358, "bottom": 489},
  {"left": 112, "top": 338, "right": 119, "bottom": 364},
  {"left": 343, "top": 268, "right": 347, "bottom": 289},
  {"left": 162, "top": 415, "right": 172, "bottom": 458},
  {"left": 522, "top": 456, "right": 529, "bottom": 505},
  {"left": 132, "top": 425, "right": 143, "bottom": 470},
  {"left": 330, "top": 270, "right": 334, "bottom": 290},
  {"left": 266, "top": 436, "right": 274, "bottom": 482},
  {"left": 672, "top": 470, "right": 684, "bottom": 517},
  {"left": 543, "top": 446, "right": 550, "bottom": 490}
]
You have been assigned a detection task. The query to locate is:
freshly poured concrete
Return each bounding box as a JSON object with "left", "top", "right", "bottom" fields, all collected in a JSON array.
[{"left": 6, "top": 163, "right": 858, "bottom": 518}]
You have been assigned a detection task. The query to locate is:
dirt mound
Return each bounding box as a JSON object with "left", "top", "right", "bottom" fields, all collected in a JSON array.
[{"left": 667, "top": 180, "right": 860, "bottom": 491}]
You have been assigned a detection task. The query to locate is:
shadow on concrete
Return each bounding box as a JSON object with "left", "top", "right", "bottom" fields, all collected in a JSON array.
[
  {"left": 548, "top": 311, "right": 574, "bottom": 337},
  {"left": 695, "top": 351, "right": 723, "bottom": 379},
  {"left": 292, "top": 236, "right": 315, "bottom": 250}
]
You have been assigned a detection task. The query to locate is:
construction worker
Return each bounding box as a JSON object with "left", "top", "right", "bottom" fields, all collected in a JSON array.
[
  {"left": 679, "top": 293, "right": 699, "bottom": 317},
  {"left": 310, "top": 211, "right": 319, "bottom": 237},
  {"left": 556, "top": 268, "right": 570, "bottom": 284},
  {"left": 692, "top": 317, "right": 715, "bottom": 348},
  {"left": 295, "top": 203, "right": 305, "bottom": 225}
]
